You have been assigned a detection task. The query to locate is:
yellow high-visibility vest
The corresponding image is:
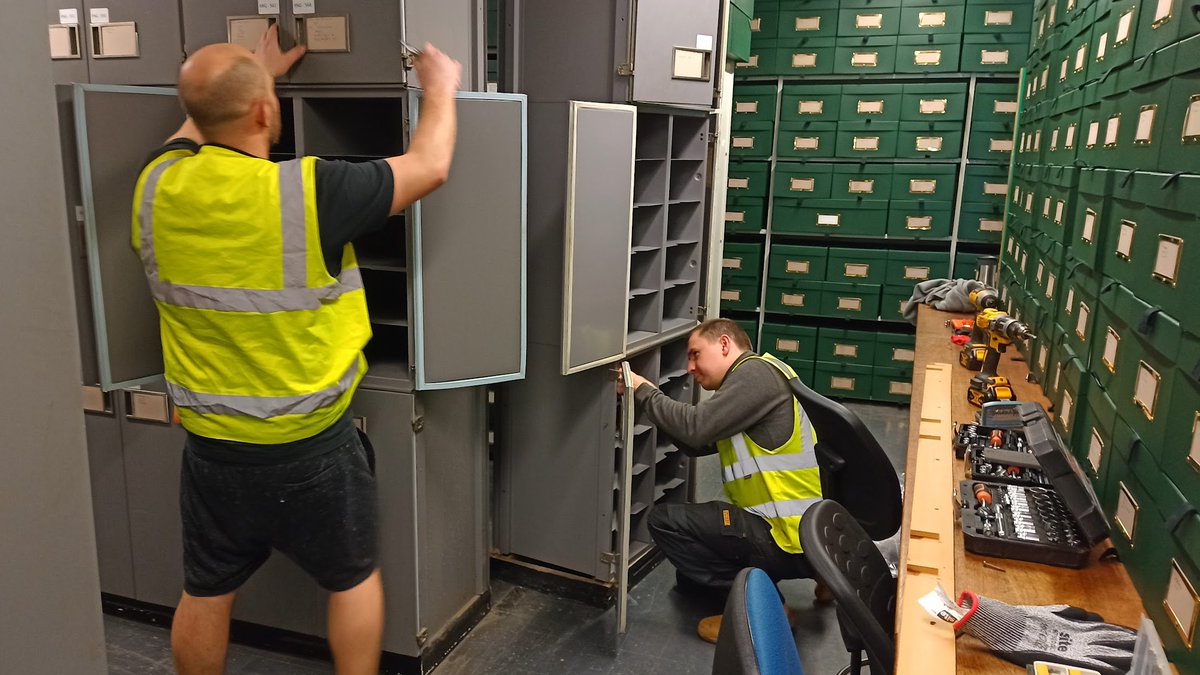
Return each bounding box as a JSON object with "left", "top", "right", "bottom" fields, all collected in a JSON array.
[
  {"left": 716, "top": 354, "right": 822, "bottom": 554},
  {"left": 131, "top": 146, "right": 371, "bottom": 443}
]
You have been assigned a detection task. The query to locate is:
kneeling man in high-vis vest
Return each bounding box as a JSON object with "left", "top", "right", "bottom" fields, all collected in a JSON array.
[{"left": 625, "top": 318, "right": 826, "bottom": 644}]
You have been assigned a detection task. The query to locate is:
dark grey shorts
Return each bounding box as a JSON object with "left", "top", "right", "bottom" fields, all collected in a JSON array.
[{"left": 180, "top": 433, "right": 379, "bottom": 597}]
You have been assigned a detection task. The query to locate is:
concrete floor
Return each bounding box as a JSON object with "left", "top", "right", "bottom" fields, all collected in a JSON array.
[{"left": 103, "top": 401, "right": 909, "bottom": 674}]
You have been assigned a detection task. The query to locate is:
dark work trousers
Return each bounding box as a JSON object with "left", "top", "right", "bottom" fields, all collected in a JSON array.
[{"left": 647, "top": 500, "right": 815, "bottom": 591}]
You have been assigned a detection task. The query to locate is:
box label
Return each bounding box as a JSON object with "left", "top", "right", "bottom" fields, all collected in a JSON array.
[
  {"left": 792, "top": 52, "right": 818, "bottom": 68},
  {"left": 844, "top": 263, "right": 870, "bottom": 277},
  {"left": 994, "top": 100, "right": 1018, "bottom": 114},
  {"left": 782, "top": 293, "right": 806, "bottom": 307},
  {"left": 853, "top": 136, "right": 881, "bottom": 151},
  {"left": 1183, "top": 96, "right": 1200, "bottom": 140},
  {"left": 1065, "top": 123, "right": 1077, "bottom": 148},
  {"left": 1155, "top": 0, "right": 1174, "bottom": 24},
  {"left": 904, "top": 266, "right": 930, "bottom": 280},
  {"left": 919, "top": 98, "right": 947, "bottom": 115},
  {"left": 795, "top": 16, "right": 822, "bottom": 31},
  {"left": 1060, "top": 390, "right": 1073, "bottom": 431},
  {"left": 1115, "top": 482, "right": 1138, "bottom": 542},
  {"left": 906, "top": 215, "right": 932, "bottom": 230},
  {"left": 984, "top": 9, "right": 1013, "bottom": 25},
  {"left": 893, "top": 348, "right": 915, "bottom": 362},
  {"left": 1088, "top": 429, "right": 1103, "bottom": 474},
  {"left": 910, "top": 179, "right": 936, "bottom": 194},
  {"left": 916, "top": 136, "right": 943, "bottom": 151},
  {"left": 1117, "top": 220, "right": 1136, "bottom": 259},
  {"left": 918, "top": 11, "right": 946, "bottom": 27},
  {"left": 789, "top": 177, "right": 815, "bottom": 192},
  {"left": 1116, "top": 9, "right": 1134, "bottom": 43},
  {"left": 786, "top": 260, "right": 811, "bottom": 274},
  {"left": 856, "top": 13, "right": 884, "bottom": 28},
  {"left": 817, "top": 213, "right": 840, "bottom": 227},
  {"left": 1103, "top": 328, "right": 1119, "bottom": 372},
  {"left": 798, "top": 100, "right": 825, "bottom": 114},
  {"left": 831, "top": 376, "right": 856, "bottom": 391},
  {"left": 1154, "top": 235, "right": 1182, "bottom": 284},
  {"left": 983, "top": 182, "right": 1007, "bottom": 196},
  {"left": 722, "top": 257, "right": 742, "bottom": 270},
  {"left": 889, "top": 381, "right": 912, "bottom": 396},
  {"left": 851, "top": 52, "right": 879, "bottom": 67},
  {"left": 1134, "top": 361, "right": 1159, "bottom": 420},
  {"left": 1096, "top": 32, "right": 1109, "bottom": 61},
  {"left": 833, "top": 343, "right": 859, "bottom": 358},
  {"left": 989, "top": 138, "right": 1013, "bottom": 152},
  {"left": 1081, "top": 209, "right": 1097, "bottom": 243},
  {"left": 728, "top": 177, "right": 750, "bottom": 189},
  {"left": 1105, "top": 115, "right": 1121, "bottom": 146},
  {"left": 1051, "top": 127, "right": 1060, "bottom": 151},
  {"left": 732, "top": 136, "right": 756, "bottom": 149},
  {"left": 1136, "top": 106, "right": 1157, "bottom": 143},
  {"left": 857, "top": 100, "right": 885, "bottom": 114},
  {"left": 776, "top": 339, "right": 800, "bottom": 353},
  {"left": 793, "top": 136, "right": 820, "bottom": 150},
  {"left": 914, "top": 50, "right": 942, "bottom": 66},
  {"left": 1047, "top": 273, "right": 1056, "bottom": 297},
  {"left": 837, "top": 296, "right": 863, "bottom": 311},
  {"left": 848, "top": 179, "right": 875, "bottom": 194},
  {"left": 721, "top": 289, "right": 742, "bottom": 301},
  {"left": 1164, "top": 563, "right": 1199, "bottom": 646},
  {"left": 1075, "top": 43, "right": 1088, "bottom": 72},
  {"left": 1087, "top": 121, "right": 1100, "bottom": 148},
  {"left": 1055, "top": 200, "right": 1065, "bottom": 224},
  {"left": 725, "top": 211, "right": 745, "bottom": 223},
  {"left": 980, "top": 218, "right": 1004, "bottom": 232},
  {"left": 735, "top": 101, "right": 759, "bottom": 114},
  {"left": 981, "top": 49, "right": 1010, "bottom": 65}
]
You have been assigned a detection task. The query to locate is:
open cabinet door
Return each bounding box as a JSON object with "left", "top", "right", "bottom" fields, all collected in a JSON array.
[
  {"left": 561, "top": 101, "right": 637, "bottom": 375},
  {"left": 74, "top": 84, "right": 179, "bottom": 390},
  {"left": 409, "top": 91, "right": 527, "bottom": 390},
  {"left": 626, "top": 0, "right": 721, "bottom": 107}
]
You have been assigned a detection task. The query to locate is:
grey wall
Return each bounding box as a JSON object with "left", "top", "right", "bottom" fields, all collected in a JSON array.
[{"left": 0, "top": 3, "right": 107, "bottom": 673}]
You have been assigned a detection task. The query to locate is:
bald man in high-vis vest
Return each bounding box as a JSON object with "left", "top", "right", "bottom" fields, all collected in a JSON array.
[
  {"left": 626, "top": 318, "right": 826, "bottom": 644},
  {"left": 131, "top": 26, "right": 460, "bottom": 675}
]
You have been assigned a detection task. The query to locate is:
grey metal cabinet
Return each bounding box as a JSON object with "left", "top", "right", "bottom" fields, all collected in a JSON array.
[
  {"left": 71, "top": 84, "right": 527, "bottom": 393},
  {"left": 81, "top": 0, "right": 184, "bottom": 85},
  {"left": 82, "top": 386, "right": 135, "bottom": 597},
  {"left": 179, "top": 0, "right": 481, "bottom": 87},
  {"left": 47, "top": 1, "right": 89, "bottom": 84},
  {"left": 517, "top": 0, "right": 720, "bottom": 107}
]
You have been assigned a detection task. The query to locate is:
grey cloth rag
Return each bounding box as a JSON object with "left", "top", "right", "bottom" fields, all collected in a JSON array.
[{"left": 903, "top": 278, "right": 979, "bottom": 324}]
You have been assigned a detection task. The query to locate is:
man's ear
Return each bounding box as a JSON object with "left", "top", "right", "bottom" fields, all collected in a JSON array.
[{"left": 253, "top": 98, "right": 272, "bottom": 130}]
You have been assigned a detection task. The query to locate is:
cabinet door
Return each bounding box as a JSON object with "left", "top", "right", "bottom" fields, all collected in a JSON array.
[
  {"left": 73, "top": 84, "right": 179, "bottom": 390},
  {"left": 409, "top": 91, "right": 527, "bottom": 389},
  {"left": 180, "top": 0, "right": 280, "bottom": 66},
  {"left": 615, "top": 363, "right": 636, "bottom": 634},
  {"left": 351, "top": 388, "right": 421, "bottom": 656},
  {"left": 627, "top": 0, "right": 721, "bottom": 107},
  {"left": 403, "top": 0, "right": 479, "bottom": 91},
  {"left": 285, "top": 0, "right": 406, "bottom": 85},
  {"left": 83, "top": 387, "right": 135, "bottom": 597},
  {"left": 82, "top": 0, "right": 183, "bottom": 85},
  {"left": 47, "top": 0, "right": 90, "bottom": 84},
  {"left": 561, "top": 102, "right": 636, "bottom": 375}
]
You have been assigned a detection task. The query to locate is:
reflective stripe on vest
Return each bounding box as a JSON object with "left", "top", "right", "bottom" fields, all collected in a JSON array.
[
  {"left": 133, "top": 147, "right": 371, "bottom": 443},
  {"left": 717, "top": 353, "right": 822, "bottom": 554}
]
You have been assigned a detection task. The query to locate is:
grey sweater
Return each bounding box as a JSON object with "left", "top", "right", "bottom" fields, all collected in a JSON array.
[{"left": 633, "top": 352, "right": 795, "bottom": 457}]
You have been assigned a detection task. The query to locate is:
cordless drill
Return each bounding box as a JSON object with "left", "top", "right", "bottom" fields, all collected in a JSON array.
[
  {"left": 959, "top": 281, "right": 1002, "bottom": 370},
  {"left": 967, "top": 309, "right": 1035, "bottom": 407}
]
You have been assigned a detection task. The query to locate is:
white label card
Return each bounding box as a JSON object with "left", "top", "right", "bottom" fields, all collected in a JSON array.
[
  {"left": 1104, "top": 328, "right": 1119, "bottom": 371},
  {"left": 793, "top": 52, "right": 818, "bottom": 68},
  {"left": 1076, "top": 302, "right": 1090, "bottom": 339},
  {"left": 1154, "top": 236, "right": 1182, "bottom": 283},
  {"left": 990, "top": 138, "right": 1014, "bottom": 152},
  {"left": 1116, "top": 10, "right": 1134, "bottom": 43},
  {"left": 844, "top": 263, "right": 871, "bottom": 277},
  {"left": 817, "top": 214, "right": 840, "bottom": 226},
  {"left": 858, "top": 100, "right": 885, "bottom": 114},
  {"left": 1082, "top": 209, "right": 1097, "bottom": 243},
  {"left": 1051, "top": 128, "right": 1060, "bottom": 150},
  {"left": 305, "top": 16, "right": 348, "bottom": 51},
  {"left": 721, "top": 290, "right": 741, "bottom": 301},
  {"left": 728, "top": 178, "right": 750, "bottom": 189},
  {"left": 90, "top": 7, "right": 109, "bottom": 24},
  {"left": 128, "top": 391, "right": 169, "bottom": 422},
  {"left": 906, "top": 215, "right": 932, "bottom": 230},
  {"left": 889, "top": 381, "right": 913, "bottom": 395},
  {"left": 782, "top": 293, "right": 806, "bottom": 307},
  {"left": 732, "top": 136, "right": 755, "bottom": 149},
  {"left": 1088, "top": 430, "right": 1104, "bottom": 473},
  {"left": 917, "top": 137, "right": 944, "bottom": 151},
  {"left": 1076, "top": 44, "right": 1088, "bottom": 72},
  {"left": 837, "top": 297, "right": 863, "bottom": 311},
  {"left": 985, "top": 10, "right": 1014, "bottom": 25},
  {"left": 796, "top": 16, "right": 821, "bottom": 31},
  {"left": 1034, "top": 129, "right": 1042, "bottom": 151},
  {"left": 894, "top": 348, "right": 916, "bottom": 362},
  {"left": 831, "top": 376, "right": 856, "bottom": 391},
  {"left": 984, "top": 182, "right": 1007, "bottom": 195},
  {"left": 1105, "top": 116, "right": 1121, "bottom": 146},
  {"left": 1135, "top": 362, "right": 1160, "bottom": 419},
  {"left": 1190, "top": 414, "right": 1200, "bottom": 469},
  {"left": 736, "top": 55, "right": 760, "bottom": 68},
  {"left": 799, "top": 100, "right": 824, "bottom": 114},
  {"left": 834, "top": 344, "right": 859, "bottom": 357},
  {"left": 1137, "top": 107, "right": 1157, "bottom": 142},
  {"left": 905, "top": 266, "right": 930, "bottom": 280},
  {"left": 1066, "top": 123, "right": 1077, "bottom": 148},
  {"left": 1047, "top": 273, "right": 1057, "bottom": 297},
  {"left": 1116, "top": 483, "right": 1138, "bottom": 541},
  {"left": 1066, "top": 288, "right": 1075, "bottom": 313},
  {"left": 750, "top": 17, "right": 762, "bottom": 31},
  {"left": 793, "top": 136, "right": 819, "bottom": 150},
  {"left": 1156, "top": 0, "right": 1174, "bottom": 23},
  {"left": 1061, "top": 391, "right": 1073, "bottom": 431},
  {"left": 1117, "top": 220, "right": 1136, "bottom": 258},
  {"left": 229, "top": 17, "right": 272, "bottom": 51},
  {"left": 1055, "top": 200, "right": 1065, "bottom": 224},
  {"left": 1165, "top": 563, "right": 1199, "bottom": 645},
  {"left": 910, "top": 179, "right": 936, "bottom": 194},
  {"left": 292, "top": 0, "right": 316, "bottom": 14},
  {"left": 722, "top": 257, "right": 742, "bottom": 270},
  {"left": 1061, "top": 58, "right": 1070, "bottom": 81},
  {"left": 786, "top": 260, "right": 810, "bottom": 274},
  {"left": 1097, "top": 32, "right": 1109, "bottom": 60},
  {"left": 980, "top": 219, "right": 1004, "bottom": 232},
  {"left": 81, "top": 385, "right": 107, "bottom": 413},
  {"left": 1025, "top": 193, "right": 1033, "bottom": 212},
  {"left": 1039, "top": 346, "right": 1048, "bottom": 371},
  {"left": 915, "top": 50, "right": 942, "bottom": 66},
  {"left": 1043, "top": 196, "right": 1052, "bottom": 218},
  {"left": 777, "top": 339, "right": 800, "bottom": 353},
  {"left": 995, "top": 100, "right": 1018, "bottom": 114},
  {"left": 857, "top": 13, "right": 884, "bottom": 28},
  {"left": 725, "top": 211, "right": 745, "bottom": 223},
  {"left": 849, "top": 179, "right": 875, "bottom": 194},
  {"left": 735, "top": 101, "right": 759, "bottom": 114},
  {"left": 59, "top": 8, "right": 78, "bottom": 24},
  {"left": 920, "top": 99, "right": 947, "bottom": 114},
  {"left": 919, "top": 12, "right": 946, "bottom": 27},
  {"left": 853, "top": 136, "right": 880, "bottom": 151},
  {"left": 1087, "top": 121, "right": 1100, "bottom": 148},
  {"left": 852, "top": 52, "right": 878, "bottom": 66},
  {"left": 790, "top": 177, "right": 815, "bottom": 192},
  {"left": 1036, "top": 262, "right": 1045, "bottom": 283},
  {"left": 258, "top": 0, "right": 280, "bottom": 13},
  {"left": 981, "top": 49, "right": 1010, "bottom": 65},
  {"left": 1186, "top": 97, "right": 1200, "bottom": 139}
]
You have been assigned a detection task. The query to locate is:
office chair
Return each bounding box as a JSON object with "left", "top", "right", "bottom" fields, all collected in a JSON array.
[
  {"left": 799, "top": 500, "right": 897, "bottom": 675},
  {"left": 786, "top": 376, "right": 902, "bottom": 541},
  {"left": 712, "top": 567, "right": 806, "bottom": 675}
]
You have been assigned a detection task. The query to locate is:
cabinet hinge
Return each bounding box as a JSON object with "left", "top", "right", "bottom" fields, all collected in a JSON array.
[
  {"left": 696, "top": 305, "right": 708, "bottom": 322},
  {"left": 706, "top": 131, "right": 719, "bottom": 143},
  {"left": 600, "top": 552, "right": 619, "bottom": 565},
  {"left": 411, "top": 416, "right": 425, "bottom": 433},
  {"left": 617, "top": 63, "right": 634, "bottom": 76},
  {"left": 416, "top": 627, "right": 428, "bottom": 646}
]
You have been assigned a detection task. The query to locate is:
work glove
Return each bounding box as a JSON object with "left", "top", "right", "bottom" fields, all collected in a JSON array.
[{"left": 953, "top": 591, "right": 1136, "bottom": 675}]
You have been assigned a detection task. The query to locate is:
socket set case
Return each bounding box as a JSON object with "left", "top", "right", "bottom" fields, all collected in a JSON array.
[
  {"left": 958, "top": 402, "right": 1110, "bottom": 568},
  {"left": 954, "top": 402, "right": 1054, "bottom": 487}
]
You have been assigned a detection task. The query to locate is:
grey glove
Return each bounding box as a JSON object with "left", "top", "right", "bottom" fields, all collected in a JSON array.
[{"left": 953, "top": 591, "right": 1136, "bottom": 675}]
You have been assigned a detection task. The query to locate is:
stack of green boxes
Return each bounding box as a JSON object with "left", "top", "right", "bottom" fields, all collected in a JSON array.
[
  {"left": 1004, "top": 0, "right": 1200, "bottom": 663},
  {"left": 722, "top": 0, "right": 1030, "bottom": 404}
]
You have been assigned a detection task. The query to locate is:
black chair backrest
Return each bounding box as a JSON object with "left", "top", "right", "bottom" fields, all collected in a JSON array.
[
  {"left": 799, "top": 500, "right": 897, "bottom": 675},
  {"left": 786, "top": 375, "right": 901, "bottom": 541}
]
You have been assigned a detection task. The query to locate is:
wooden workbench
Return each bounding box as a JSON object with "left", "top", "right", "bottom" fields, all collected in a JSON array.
[{"left": 898, "top": 304, "right": 1145, "bottom": 673}]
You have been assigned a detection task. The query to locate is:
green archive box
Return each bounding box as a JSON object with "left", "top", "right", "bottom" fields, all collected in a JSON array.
[
  {"left": 732, "top": 85, "right": 779, "bottom": 123},
  {"left": 751, "top": 3, "right": 782, "bottom": 42},
  {"left": 721, "top": 242, "right": 765, "bottom": 284},
  {"left": 967, "top": 121, "right": 1016, "bottom": 160},
  {"left": 773, "top": 162, "right": 834, "bottom": 200},
  {"left": 730, "top": 3, "right": 755, "bottom": 63},
  {"left": 830, "top": 162, "right": 894, "bottom": 199},
  {"left": 964, "top": 3, "right": 1034, "bottom": 33},
  {"left": 727, "top": 160, "right": 771, "bottom": 198},
  {"left": 900, "top": 82, "right": 968, "bottom": 122},
  {"left": 887, "top": 200, "right": 953, "bottom": 239},
  {"left": 898, "top": 5, "right": 966, "bottom": 34},
  {"left": 837, "top": 6, "right": 903, "bottom": 35},
  {"left": 817, "top": 327, "right": 877, "bottom": 364},
  {"left": 1068, "top": 167, "right": 1111, "bottom": 270},
  {"left": 760, "top": 322, "right": 818, "bottom": 361},
  {"left": 1084, "top": 0, "right": 1140, "bottom": 83},
  {"left": 730, "top": 122, "right": 774, "bottom": 159},
  {"left": 1161, "top": 52, "right": 1200, "bottom": 174},
  {"left": 780, "top": 84, "right": 842, "bottom": 123},
  {"left": 814, "top": 361, "right": 874, "bottom": 400},
  {"left": 776, "top": 121, "right": 838, "bottom": 159},
  {"left": 960, "top": 163, "right": 1010, "bottom": 205},
  {"left": 880, "top": 288, "right": 911, "bottom": 322},
  {"left": 777, "top": 37, "right": 839, "bottom": 75},
  {"left": 768, "top": 244, "right": 829, "bottom": 281},
  {"left": 895, "top": 34, "right": 963, "bottom": 73},
  {"left": 897, "top": 121, "right": 963, "bottom": 158},
  {"left": 1056, "top": 258, "right": 1100, "bottom": 362},
  {"left": 838, "top": 83, "right": 904, "bottom": 122},
  {"left": 778, "top": 4, "right": 839, "bottom": 40},
  {"left": 764, "top": 278, "right": 823, "bottom": 315},
  {"left": 721, "top": 276, "right": 762, "bottom": 311},
  {"left": 1071, "top": 374, "right": 1118, "bottom": 503},
  {"left": 885, "top": 249, "right": 948, "bottom": 288},
  {"left": 826, "top": 247, "right": 889, "bottom": 284},
  {"left": 1135, "top": 0, "right": 1200, "bottom": 58},
  {"left": 875, "top": 332, "right": 917, "bottom": 368},
  {"left": 972, "top": 80, "right": 1020, "bottom": 124},
  {"left": 833, "top": 36, "right": 899, "bottom": 75},
  {"left": 735, "top": 39, "right": 778, "bottom": 78},
  {"left": 1104, "top": 172, "right": 1200, "bottom": 333},
  {"left": 958, "top": 202, "right": 1006, "bottom": 243},
  {"left": 835, "top": 121, "right": 900, "bottom": 158},
  {"left": 891, "top": 163, "right": 957, "bottom": 201},
  {"left": 961, "top": 33, "right": 1030, "bottom": 72},
  {"left": 773, "top": 199, "right": 889, "bottom": 237},
  {"left": 725, "top": 198, "right": 767, "bottom": 233},
  {"left": 1103, "top": 55, "right": 1172, "bottom": 172},
  {"left": 820, "top": 282, "right": 883, "bottom": 318},
  {"left": 1037, "top": 165, "right": 1078, "bottom": 244},
  {"left": 1160, "top": 357, "right": 1200, "bottom": 525},
  {"left": 872, "top": 366, "right": 914, "bottom": 403}
]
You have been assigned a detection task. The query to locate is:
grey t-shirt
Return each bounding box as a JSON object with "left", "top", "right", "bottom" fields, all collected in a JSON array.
[{"left": 633, "top": 351, "right": 795, "bottom": 456}]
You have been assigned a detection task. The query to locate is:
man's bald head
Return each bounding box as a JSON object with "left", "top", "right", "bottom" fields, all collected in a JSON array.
[{"left": 178, "top": 43, "right": 274, "bottom": 138}]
